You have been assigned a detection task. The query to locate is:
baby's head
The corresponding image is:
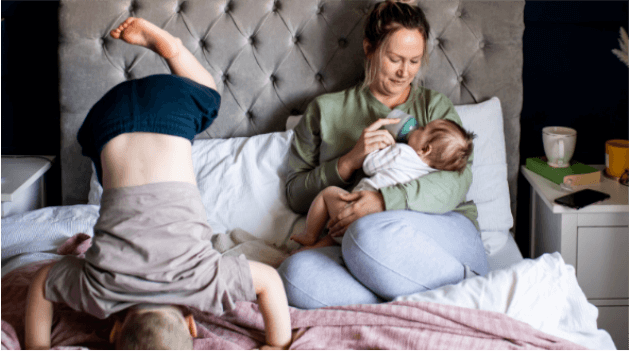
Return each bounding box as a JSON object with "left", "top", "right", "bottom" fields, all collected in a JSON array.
[
  {"left": 407, "top": 119, "right": 475, "bottom": 173},
  {"left": 110, "top": 304, "right": 196, "bottom": 349}
]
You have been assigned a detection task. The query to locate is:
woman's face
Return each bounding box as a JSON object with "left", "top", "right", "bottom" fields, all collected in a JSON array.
[{"left": 368, "top": 28, "right": 425, "bottom": 100}]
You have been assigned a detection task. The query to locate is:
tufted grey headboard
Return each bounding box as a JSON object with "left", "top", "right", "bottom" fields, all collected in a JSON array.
[{"left": 58, "top": 0, "right": 524, "bottom": 221}]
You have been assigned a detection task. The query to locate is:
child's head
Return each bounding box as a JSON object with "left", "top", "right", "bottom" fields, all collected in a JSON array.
[
  {"left": 407, "top": 119, "right": 475, "bottom": 173},
  {"left": 110, "top": 304, "right": 196, "bottom": 349}
]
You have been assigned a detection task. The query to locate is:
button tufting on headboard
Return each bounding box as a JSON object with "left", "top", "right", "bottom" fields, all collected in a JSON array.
[{"left": 58, "top": 0, "right": 524, "bottom": 222}]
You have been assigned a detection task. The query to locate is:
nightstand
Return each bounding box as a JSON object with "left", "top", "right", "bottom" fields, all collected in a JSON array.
[
  {"left": 1, "top": 156, "right": 55, "bottom": 217},
  {"left": 522, "top": 165, "right": 628, "bottom": 348}
]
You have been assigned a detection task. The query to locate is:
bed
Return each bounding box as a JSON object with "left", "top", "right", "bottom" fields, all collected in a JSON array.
[{"left": 0, "top": 0, "right": 617, "bottom": 349}]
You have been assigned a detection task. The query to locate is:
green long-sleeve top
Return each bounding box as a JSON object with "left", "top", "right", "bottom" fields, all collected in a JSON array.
[{"left": 286, "top": 83, "right": 479, "bottom": 230}]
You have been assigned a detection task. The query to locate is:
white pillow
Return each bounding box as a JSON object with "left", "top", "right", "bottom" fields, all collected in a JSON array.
[
  {"left": 88, "top": 163, "right": 103, "bottom": 205},
  {"left": 190, "top": 131, "right": 301, "bottom": 247},
  {"left": 455, "top": 97, "right": 513, "bottom": 233}
]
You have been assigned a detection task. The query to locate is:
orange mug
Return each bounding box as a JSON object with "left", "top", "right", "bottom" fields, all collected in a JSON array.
[{"left": 605, "top": 139, "right": 629, "bottom": 179}]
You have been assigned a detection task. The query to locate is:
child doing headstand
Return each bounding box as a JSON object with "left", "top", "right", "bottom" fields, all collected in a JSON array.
[
  {"left": 25, "top": 18, "right": 291, "bottom": 350},
  {"left": 290, "top": 118, "right": 474, "bottom": 252}
]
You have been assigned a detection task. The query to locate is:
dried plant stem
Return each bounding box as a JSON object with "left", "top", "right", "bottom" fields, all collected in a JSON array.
[{"left": 612, "top": 27, "right": 628, "bottom": 67}]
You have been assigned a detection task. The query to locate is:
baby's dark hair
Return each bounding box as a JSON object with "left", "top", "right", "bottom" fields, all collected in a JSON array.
[
  {"left": 363, "top": 1, "right": 431, "bottom": 88},
  {"left": 115, "top": 310, "right": 193, "bottom": 350},
  {"left": 420, "top": 119, "right": 475, "bottom": 174}
]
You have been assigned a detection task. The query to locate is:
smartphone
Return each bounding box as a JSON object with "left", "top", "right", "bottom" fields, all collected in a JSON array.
[{"left": 554, "top": 189, "right": 611, "bottom": 210}]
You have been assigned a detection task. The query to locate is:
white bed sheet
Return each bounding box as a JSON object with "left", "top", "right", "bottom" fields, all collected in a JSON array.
[
  {"left": 1, "top": 204, "right": 99, "bottom": 277},
  {"left": 1, "top": 206, "right": 518, "bottom": 276}
]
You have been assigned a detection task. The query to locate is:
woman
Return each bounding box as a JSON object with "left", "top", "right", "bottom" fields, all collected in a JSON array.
[{"left": 278, "top": 1, "right": 488, "bottom": 309}]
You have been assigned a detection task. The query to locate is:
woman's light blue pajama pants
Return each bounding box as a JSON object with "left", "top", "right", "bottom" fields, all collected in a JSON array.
[{"left": 277, "top": 210, "right": 488, "bottom": 309}]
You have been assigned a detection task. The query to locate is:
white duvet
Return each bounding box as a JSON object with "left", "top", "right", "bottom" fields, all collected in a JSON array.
[{"left": 396, "top": 252, "right": 616, "bottom": 349}]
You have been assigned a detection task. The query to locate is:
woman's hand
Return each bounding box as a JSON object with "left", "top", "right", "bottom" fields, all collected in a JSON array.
[
  {"left": 327, "top": 190, "right": 385, "bottom": 237},
  {"left": 337, "top": 118, "right": 399, "bottom": 181}
]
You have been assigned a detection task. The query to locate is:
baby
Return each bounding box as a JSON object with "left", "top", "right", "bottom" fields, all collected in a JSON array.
[{"left": 290, "top": 118, "right": 475, "bottom": 251}]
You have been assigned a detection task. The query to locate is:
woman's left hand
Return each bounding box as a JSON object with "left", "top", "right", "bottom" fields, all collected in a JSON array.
[{"left": 327, "top": 190, "right": 385, "bottom": 237}]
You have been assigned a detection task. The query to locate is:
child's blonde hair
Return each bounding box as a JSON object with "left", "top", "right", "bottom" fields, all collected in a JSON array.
[{"left": 116, "top": 309, "right": 193, "bottom": 350}]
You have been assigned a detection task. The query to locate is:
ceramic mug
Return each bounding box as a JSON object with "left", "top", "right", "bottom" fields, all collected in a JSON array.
[
  {"left": 605, "top": 139, "right": 629, "bottom": 179},
  {"left": 542, "top": 126, "right": 577, "bottom": 168}
]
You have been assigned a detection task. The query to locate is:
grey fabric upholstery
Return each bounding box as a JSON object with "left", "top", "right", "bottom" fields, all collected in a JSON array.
[{"left": 58, "top": 0, "right": 524, "bottom": 222}]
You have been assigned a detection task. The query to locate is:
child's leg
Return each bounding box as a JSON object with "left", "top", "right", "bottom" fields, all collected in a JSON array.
[
  {"left": 110, "top": 17, "right": 217, "bottom": 90},
  {"left": 290, "top": 192, "right": 329, "bottom": 246},
  {"left": 97, "top": 18, "right": 219, "bottom": 189},
  {"left": 290, "top": 186, "right": 349, "bottom": 246}
]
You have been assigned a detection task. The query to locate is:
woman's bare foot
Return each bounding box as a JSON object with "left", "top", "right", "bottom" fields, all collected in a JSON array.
[
  {"left": 110, "top": 17, "right": 180, "bottom": 59},
  {"left": 290, "top": 231, "right": 317, "bottom": 247}
]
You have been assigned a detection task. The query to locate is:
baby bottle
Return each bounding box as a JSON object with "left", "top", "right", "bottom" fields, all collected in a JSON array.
[{"left": 384, "top": 109, "right": 418, "bottom": 142}]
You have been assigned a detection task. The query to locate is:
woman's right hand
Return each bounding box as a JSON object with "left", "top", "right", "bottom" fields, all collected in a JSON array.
[{"left": 337, "top": 118, "right": 399, "bottom": 181}]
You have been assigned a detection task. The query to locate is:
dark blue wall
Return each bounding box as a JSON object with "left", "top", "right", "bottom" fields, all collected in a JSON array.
[
  {"left": 2, "top": 0, "right": 61, "bottom": 204},
  {"left": 516, "top": 1, "right": 628, "bottom": 256},
  {"left": 521, "top": 1, "right": 628, "bottom": 164}
]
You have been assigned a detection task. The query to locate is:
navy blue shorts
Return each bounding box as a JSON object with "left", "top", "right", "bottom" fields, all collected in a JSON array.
[{"left": 77, "top": 74, "right": 221, "bottom": 183}]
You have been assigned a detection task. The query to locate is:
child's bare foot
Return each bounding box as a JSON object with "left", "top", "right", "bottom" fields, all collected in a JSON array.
[
  {"left": 290, "top": 231, "right": 317, "bottom": 247},
  {"left": 110, "top": 17, "right": 180, "bottom": 59}
]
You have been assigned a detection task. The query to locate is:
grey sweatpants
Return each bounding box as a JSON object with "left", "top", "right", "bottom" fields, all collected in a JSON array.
[{"left": 45, "top": 181, "right": 256, "bottom": 319}]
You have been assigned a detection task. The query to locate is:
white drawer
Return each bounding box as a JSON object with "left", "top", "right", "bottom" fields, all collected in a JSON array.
[
  {"left": 578, "top": 212, "right": 629, "bottom": 226},
  {"left": 576, "top": 227, "right": 628, "bottom": 299}
]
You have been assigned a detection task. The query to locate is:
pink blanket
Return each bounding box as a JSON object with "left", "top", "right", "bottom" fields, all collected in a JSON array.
[{"left": 1, "top": 234, "right": 585, "bottom": 350}]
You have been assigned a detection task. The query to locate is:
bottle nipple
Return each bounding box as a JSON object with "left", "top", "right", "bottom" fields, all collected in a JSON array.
[{"left": 396, "top": 117, "right": 418, "bottom": 142}]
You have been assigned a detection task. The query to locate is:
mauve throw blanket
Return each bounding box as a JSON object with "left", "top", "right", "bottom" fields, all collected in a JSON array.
[{"left": 1, "top": 234, "right": 585, "bottom": 350}]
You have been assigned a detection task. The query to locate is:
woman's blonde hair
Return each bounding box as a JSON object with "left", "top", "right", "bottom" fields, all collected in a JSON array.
[{"left": 362, "top": 1, "right": 431, "bottom": 89}]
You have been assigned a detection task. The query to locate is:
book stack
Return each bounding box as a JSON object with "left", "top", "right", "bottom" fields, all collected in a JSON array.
[{"left": 526, "top": 157, "right": 601, "bottom": 186}]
